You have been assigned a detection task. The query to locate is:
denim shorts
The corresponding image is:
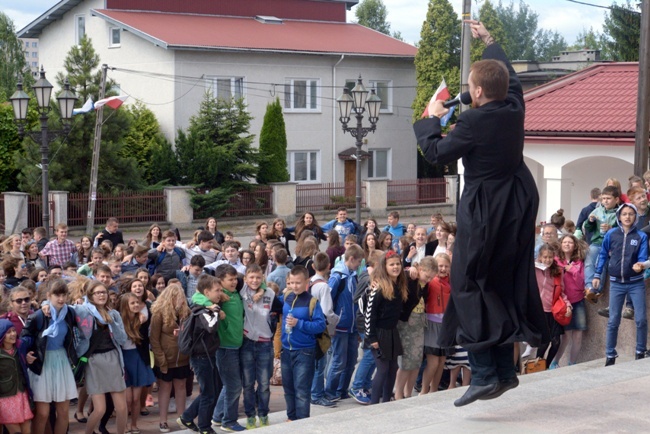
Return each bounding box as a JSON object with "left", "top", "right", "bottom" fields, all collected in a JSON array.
[{"left": 565, "top": 299, "right": 587, "bottom": 331}]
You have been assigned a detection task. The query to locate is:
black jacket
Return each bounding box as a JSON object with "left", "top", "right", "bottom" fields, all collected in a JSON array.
[
  {"left": 20, "top": 308, "right": 79, "bottom": 375},
  {"left": 188, "top": 304, "right": 221, "bottom": 359},
  {"left": 401, "top": 241, "right": 438, "bottom": 269}
]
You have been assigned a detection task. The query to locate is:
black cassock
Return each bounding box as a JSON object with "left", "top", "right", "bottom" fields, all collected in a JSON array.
[{"left": 413, "top": 43, "right": 548, "bottom": 352}]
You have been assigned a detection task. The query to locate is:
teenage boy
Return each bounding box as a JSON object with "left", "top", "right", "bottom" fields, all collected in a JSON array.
[
  {"left": 211, "top": 265, "right": 246, "bottom": 432},
  {"left": 584, "top": 185, "right": 620, "bottom": 302},
  {"left": 97, "top": 217, "right": 124, "bottom": 251},
  {"left": 325, "top": 244, "right": 364, "bottom": 402},
  {"left": 108, "top": 256, "right": 122, "bottom": 280},
  {"left": 240, "top": 264, "right": 282, "bottom": 429},
  {"left": 383, "top": 211, "right": 406, "bottom": 252},
  {"left": 20, "top": 228, "right": 33, "bottom": 249},
  {"left": 593, "top": 203, "right": 648, "bottom": 365},
  {"left": 322, "top": 207, "right": 359, "bottom": 243},
  {"left": 309, "top": 252, "right": 340, "bottom": 407},
  {"left": 177, "top": 274, "right": 225, "bottom": 434},
  {"left": 177, "top": 255, "right": 206, "bottom": 301},
  {"left": 267, "top": 249, "right": 290, "bottom": 291},
  {"left": 39, "top": 223, "right": 76, "bottom": 267},
  {"left": 205, "top": 241, "right": 245, "bottom": 275},
  {"left": 33, "top": 227, "right": 47, "bottom": 251},
  {"left": 149, "top": 230, "right": 185, "bottom": 281},
  {"left": 281, "top": 265, "right": 326, "bottom": 421},
  {"left": 178, "top": 230, "right": 219, "bottom": 266},
  {"left": 576, "top": 188, "right": 601, "bottom": 243},
  {"left": 121, "top": 245, "right": 149, "bottom": 273},
  {"left": 77, "top": 248, "right": 107, "bottom": 277}
]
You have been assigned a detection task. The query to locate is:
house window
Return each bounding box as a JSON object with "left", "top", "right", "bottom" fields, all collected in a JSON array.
[
  {"left": 367, "top": 149, "right": 390, "bottom": 179},
  {"left": 31, "top": 52, "right": 37, "bottom": 58},
  {"left": 75, "top": 15, "right": 86, "bottom": 44},
  {"left": 32, "top": 42, "right": 37, "bottom": 48},
  {"left": 109, "top": 27, "right": 121, "bottom": 47},
  {"left": 345, "top": 79, "right": 392, "bottom": 113},
  {"left": 284, "top": 79, "right": 319, "bottom": 111},
  {"left": 289, "top": 151, "right": 319, "bottom": 182},
  {"left": 32, "top": 62, "right": 38, "bottom": 67},
  {"left": 206, "top": 77, "right": 244, "bottom": 100},
  {"left": 25, "top": 41, "right": 29, "bottom": 48}
]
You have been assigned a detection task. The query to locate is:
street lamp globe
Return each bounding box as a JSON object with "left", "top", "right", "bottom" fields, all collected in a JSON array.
[
  {"left": 33, "top": 66, "right": 54, "bottom": 110},
  {"left": 366, "top": 88, "right": 382, "bottom": 124},
  {"left": 337, "top": 88, "right": 353, "bottom": 124},
  {"left": 350, "top": 75, "right": 369, "bottom": 112},
  {"left": 10, "top": 78, "right": 30, "bottom": 122},
  {"left": 57, "top": 79, "right": 78, "bottom": 120}
]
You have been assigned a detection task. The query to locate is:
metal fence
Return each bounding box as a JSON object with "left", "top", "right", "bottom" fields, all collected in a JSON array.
[
  {"left": 222, "top": 186, "right": 273, "bottom": 218},
  {"left": 27, "top": 195, "right": 56, "bottom": 231},
  {"left": 296, "top": 182, "right": 366, "bottom": 213},
  {"left": 67, "top": 190, "right": 167, "bottom": 227},
  {"left": 0, "top": 194, "right": 4, "bottom": 233},
  {"left": 387, "top": 178, "right": 448, "bottom": 206}
]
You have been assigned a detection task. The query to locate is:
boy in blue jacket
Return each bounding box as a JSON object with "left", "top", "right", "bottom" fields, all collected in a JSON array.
[
  {"left": 321, "top": 207, "right": 359, "bottom": 243},
  {"left": 281, "top": 265, "right": 326, "bottom": 421},
  {"left": 593, "top": 203, "right": 648, "bottom": 366}
]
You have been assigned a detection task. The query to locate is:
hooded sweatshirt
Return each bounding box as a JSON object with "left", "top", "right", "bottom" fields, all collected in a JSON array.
[
  {"left": 584, "top": 204, "right": 618, "bottom": 246},
  {"left": 328, "top": 261, "right": 357, "bottom": 333}
]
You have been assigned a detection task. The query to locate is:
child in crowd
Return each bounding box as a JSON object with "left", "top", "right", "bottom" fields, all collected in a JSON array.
[
  {"left": 377, "top": 231, "right": 393, "bottom": 252},
  {"left": 383, "top": 211, "right": 406, "bottom": 252},
  {"left": 177, "top": 255, "right": 206, "bottom": 302},
  {"left": 322, "top": 207, "right": 359, "bottom": 243},
  {"left": 148, "top": 231, "right": 185, "bottom": 282},
  {"left": 325, "top": 230, "right": 345, "bottom": 266},
  {"left": 205, "top": 241, "right": 245, "bottom": 275},
  {"left": 281, "top": 266, "right": 326, "bottom": 420},
  {"left": 77, "top": 248, "right": 106, "bottom": 277},
  {"left": 39, "top": 223, "right": 77, "bottom": 267},
  {"left": 267, "top": 249, "right": 291, "bottom": 291},
  {"left": 121, "top": 245, "right": 149, "bottom": 274}
]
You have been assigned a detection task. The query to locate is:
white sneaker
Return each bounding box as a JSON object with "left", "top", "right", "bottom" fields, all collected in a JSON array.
[
  {"left": 521, "top": 343, "right": 532, "bottom": 358},
  {"left": 168, "top": 398, "right": 176, "bottom": 413}
]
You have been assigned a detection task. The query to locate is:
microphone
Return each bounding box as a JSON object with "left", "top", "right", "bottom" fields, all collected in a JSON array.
[{"left": 442, "top": 91, "right": 472, "bottom": 108}]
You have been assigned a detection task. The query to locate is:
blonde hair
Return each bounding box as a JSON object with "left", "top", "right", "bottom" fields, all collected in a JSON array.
[
  {"left": 150, "top": 283, "right": 190, "bottom": 328},
  {"left": 371, "top": 252, "right": 408, "bottom": 302}
]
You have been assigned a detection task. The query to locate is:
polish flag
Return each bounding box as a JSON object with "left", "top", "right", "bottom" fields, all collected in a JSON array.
[
  {"left": 94, "top": 95, "right": 128, "bottom": 110},
  {"left": 421, "top": 79, "right": 451, "bottom": 118}
]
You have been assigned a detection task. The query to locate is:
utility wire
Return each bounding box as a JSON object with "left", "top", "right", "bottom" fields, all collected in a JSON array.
[{"left": 565, "top": 0, "right": 641, "bottom": 14}]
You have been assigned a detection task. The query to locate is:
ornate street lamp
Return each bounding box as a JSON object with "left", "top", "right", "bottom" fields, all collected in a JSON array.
[
  {"left": 10, "top": 67, "right": 77, "bottom": 237},
  {"left": 337, "top": 75, "right": 381, "bottom": 224}
]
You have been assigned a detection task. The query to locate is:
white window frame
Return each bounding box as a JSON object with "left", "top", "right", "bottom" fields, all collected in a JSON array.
[
  {"left": 283, "top": 78, "right": 320, "bottom": 112},
  {"left": 109, "top": 27, "right": 121, "bottom": 47},
  {"left": 369, "top": 80, "right": 393, "bottom": 113},
  {"left": 75, "top": 14, "right": 86, "bottom": 45},
  {"left": 288, "top": 151, "right": 320, "bottom": 183},
  {"left": 205, "top": 76, "right": 245, "bottom": 101},
  {"left": 367, "top": 148, "right": 391, "bottom": 179}
]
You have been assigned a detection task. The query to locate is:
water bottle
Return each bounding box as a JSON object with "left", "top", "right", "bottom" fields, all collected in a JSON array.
[{"left": 285, "top": 312, "right": 294, "bottom": 335}]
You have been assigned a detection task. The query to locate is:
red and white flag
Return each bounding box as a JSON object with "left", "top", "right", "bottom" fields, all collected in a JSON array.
[
  {"left": 94, "top": 95, "right": 128, "bottom": 110},
  {"left": 421, "top": 79, "right": 451, "bottom": 118}
]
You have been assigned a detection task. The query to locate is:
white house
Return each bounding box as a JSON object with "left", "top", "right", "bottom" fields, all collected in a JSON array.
[
  {"left": 19, "top": 0, "right": 418, "bottom": 185},
  {"left": 522, "top": 62, "right": 640, "bottom": 223}
]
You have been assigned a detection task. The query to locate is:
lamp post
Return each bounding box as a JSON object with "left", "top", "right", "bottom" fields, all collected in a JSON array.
[
  {"left": 337, "top": 75, "right": 381, "bottom": 224},
  {"left": 10, "top": 67, "right": 77, "bottom": 238}
]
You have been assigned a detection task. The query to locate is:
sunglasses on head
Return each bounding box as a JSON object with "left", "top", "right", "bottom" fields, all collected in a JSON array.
[{"left": 12, "top": 297, "right": 31, "bottom": 304}]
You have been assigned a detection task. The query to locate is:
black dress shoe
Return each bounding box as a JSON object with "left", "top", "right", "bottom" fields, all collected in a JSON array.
[
  {"left": 605, "top": 357, "right": 616, "bottom": 366},
  {"left": 453, "top": 383, "right": 499, "bottom": 407},
  {"left": 636, "top": 352, "right": 645, "bottom": 360},
  {"left": 479, "top": 377, "right": 519, "bottom": 401}
]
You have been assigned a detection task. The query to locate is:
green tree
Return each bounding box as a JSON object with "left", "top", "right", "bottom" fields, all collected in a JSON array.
[
  {"left": 122, "top": 102, "right": 170, "bottom": 183},
  {"left": 149, "top": 138, "right": 179, "bottom": 185},
  {"left": 15, "top": 36, "right": 142, "bottom": 194},
  {"left": 355, "top": 0, "right": 391, "bottom": 35},
  {"left": 471, "top": 1, "right": 506, "bottom": 62},
  {"left": 536, "top": 29, "right": 568, "bottom": 61},
  {"left": 0, "top": 103, "right": 22, "bottom": 190},
  {"left": 257, "top": 98, "right": 289, "bottom": 184},
  {"left": 569, "top": 27, "right": 605, "bottom": 52},
  {"left": 0, "top": 12, "right": 30, "bottom": 102},
  {"left": 413, "top": 0, "right": 460, "bottom": 178},
  {"left": 601, "top": 0, "right": 640, "bottom": 61}
]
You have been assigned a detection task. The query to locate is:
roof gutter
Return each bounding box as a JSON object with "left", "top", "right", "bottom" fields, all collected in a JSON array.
[
  {"left": 525, "top": 131, "right": 635, "bottom": 138},
  {"left": 332, "top": 54, "right": 345, "bottom": 183}
]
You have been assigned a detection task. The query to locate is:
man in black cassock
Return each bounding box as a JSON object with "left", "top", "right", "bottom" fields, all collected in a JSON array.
[{"left": 413, "top": 21, "right": 548, "bottom": 407}]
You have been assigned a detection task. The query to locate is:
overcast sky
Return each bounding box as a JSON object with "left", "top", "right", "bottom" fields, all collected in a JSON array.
[{"left": 4, "top": 0, "right": 620, "bottom": 46}]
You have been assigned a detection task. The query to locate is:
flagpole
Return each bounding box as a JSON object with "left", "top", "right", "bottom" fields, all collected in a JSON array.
[{"left": 86, "top": 64, "right": 108, "bottom": 236}]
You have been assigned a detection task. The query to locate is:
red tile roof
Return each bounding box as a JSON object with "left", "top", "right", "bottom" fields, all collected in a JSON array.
[
  {"left": 524, "top": 63, "right": 639, "bottom": 135},
  {"left": 91, "top": 9, "right": 417, "bottom": 57}
]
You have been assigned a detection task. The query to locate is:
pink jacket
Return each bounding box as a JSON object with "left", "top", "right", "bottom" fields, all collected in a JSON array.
[
  {"left": 535, "top": 267, "right": 570, "bottom": 312},
  {"left": 555, "top": 257, "right": 585, "bottom": 304}
]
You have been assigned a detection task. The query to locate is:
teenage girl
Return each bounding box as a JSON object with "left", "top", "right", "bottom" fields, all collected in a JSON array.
[
  {"left": 377, "top": 231, "right": 393, "bottom": 252},
  {"left": 143, "top": 224, "right": 163, "bottom": 249},
  {"left": 0, "top": 319, "right": 34, "bottom": 433},
  {"left": 255, "top": 222, "right": 270, "bottom": 243},
  {"left": 551, "top": 235, "right": 586, "bottom": 367},
  {"left": 535, "top": 243, "right": 571, "bottom": 369},
  {"left": 420, "top": 253, "right": 452, "bottom": 394},
  {"left": 365, "top": 251, "right": 408, "bottom": 404},
  {"left": 289, "top": 212, "right": 326, "bottom": 245},
  {"left": 394, "top": 256, "right": 437, "bottom": 400},
  {"left": 268, "top": 218, "right": 294, "bottom": 253}
]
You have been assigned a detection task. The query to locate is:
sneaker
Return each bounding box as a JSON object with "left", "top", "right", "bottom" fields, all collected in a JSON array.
[
  {"left": 259, "top": 416, "right": 269, "bottom": 427},
  {"left": 348, "top": 388, "right": 371, "bottom": 405},
  {"left": 584, "top": 288, "right": 601, "bottom": 304},
  {"left": 605, "top": 357, "right": 616, "bottom": 366},
  {"left": 200, "top": 430, "right": 217, "bottom": 434},
  {"left": 311, "top": 397, "right": 336, "bottom": 407},
  {"left": 159, "top": 422, "right": 171, "bottom": 433},
  {"left": 168, "top": 398, "right": 176, "bottom": 413},
  {"left": 324, "top": 395, "right": 341, "bottom": 402},
  {"left": 211, "top": 419, "right": 222, "bottom": 427},
  {"left": 245, "top": 416, "right": 257, "bottom": 430},
  {"left": 597, "top": 307, "right": 610, "bottom": 318},
  {"left": 548, "top": 361, "right": 559, "bottom": 370},
  {"left": 176, "top": 417, "right": 199, "bottom": 432},
  {"left": 414, "top": 383, "right": 422, "bottom": 393},
  {"left": 636, "top": 352, "right": 646, "bottom": 360},
  {"left": 623, "top": 307, "right": 635, "bottom": 320},
  {"left": 221, "top": 423, "right": 247, "bottom": 432}
]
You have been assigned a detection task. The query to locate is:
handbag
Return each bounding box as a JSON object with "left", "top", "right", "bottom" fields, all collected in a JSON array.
[
  {"left": 524, "top": 357, "right": 546, "bottom": 374},
  {"left": 551, "top": 274, "right": 572, "bottom": 326}
]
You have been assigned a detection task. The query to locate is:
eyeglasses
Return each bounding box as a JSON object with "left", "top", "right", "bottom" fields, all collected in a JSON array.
[
  {"left": 12, "top": 297, "right": 31, "bottom": 304},
  {"left": 92, "top": 291, "right": 108, "bottom": 296}
]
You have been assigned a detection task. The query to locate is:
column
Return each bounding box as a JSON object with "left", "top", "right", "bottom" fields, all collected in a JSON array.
[
  {"left": 164, "top": 186, "right": 193, "bottom": 225},
  {"left": 49, "top": 191, "right": 68, "bottom": 227},
  {"left": 444, "top": 175, "right": 458, "bottom": 205},
  {"left": 3, "top": 192, "right": 29, "bottom": 235},
  {"left": 270, "top": 182, "right": 297, "bottom": 219},
  {"left": 365, "top": 179, "right": 387, "bottom": 214}
]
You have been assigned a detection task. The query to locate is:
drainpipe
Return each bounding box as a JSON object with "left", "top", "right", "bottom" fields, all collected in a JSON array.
[{"left": 332, "top": 54, "right": 345, "bottom": 182}]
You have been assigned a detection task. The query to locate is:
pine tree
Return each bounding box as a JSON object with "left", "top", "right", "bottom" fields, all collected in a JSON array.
[
  {"left": 257, "top": 98, "right": 289, "bottom": 184},
  {"left": 122, "top": 102, "right": 170, "bottom": 183},
  {"left": 602, "top": 0, "right": 640, "bottom": 61},
  {"left": 470, "top": 1, "right": 506, "bottom": 62},
  {"left": 355, "top": 0, "right": 391, "bottom": 35},
  {"left": 0, "top": 12, "right": 30, "bottom": 102}
]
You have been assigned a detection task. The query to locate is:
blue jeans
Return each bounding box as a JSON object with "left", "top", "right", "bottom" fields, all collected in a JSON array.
[
  {"left": 468, "top": 343, "right": 516, "bottom": 386},
  {"left": 281, "top": 347, "right": 315, "bottom": 420},
  {"left": 325, "top": 331, "right": 358, "bottom": 399},
  {"left": 213, "top": 347, "right": 242, "bottom": 425},
  {"left": 183, "top": 355, "right": 221, "bottom": 430},
  {"left": 606, "top": 280, "right": 647, "bottom": 358},
  {"left": 351, "top": 333, "right": 375, "bottom": 391},
  {"left": 240, "top": 339, "right": 273, "bottom": 417},
  {"left": 311, "top": 353, "right": 327, "bottom": 401}
]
